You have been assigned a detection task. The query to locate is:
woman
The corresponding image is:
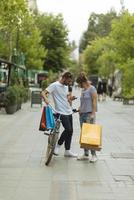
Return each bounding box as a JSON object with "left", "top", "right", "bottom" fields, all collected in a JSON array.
[{"left": 76, "top": 73, "right": 98, "bottom": 162}]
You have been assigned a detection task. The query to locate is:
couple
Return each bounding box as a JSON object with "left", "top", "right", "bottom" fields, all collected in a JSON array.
[{"left": 41, "top": 71, "right": 98, "bottom": 163}]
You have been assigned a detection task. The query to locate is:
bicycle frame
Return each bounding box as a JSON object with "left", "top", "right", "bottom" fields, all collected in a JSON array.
[
  {"left": 44, "top": 104, "right": 78, "bottom": 166},
  {"left": 45, "top": 113, "right": 61, "bottom": 166}
]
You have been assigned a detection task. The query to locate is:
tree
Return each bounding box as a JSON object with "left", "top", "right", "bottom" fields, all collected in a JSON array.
[
  {"left": 0, "top": 0, "right": 46, "bottom": 69},
  {"left": 82, "top": 34, "right": 119, "bottom": 78},
  {"left": 79, "top": 10, "right": 117, "bottom": 53},
  {"left": 82, "top": 37, "right": 106, "bottom": 75},
  {"left": 0, "top": 0, "right": 28, "bottom": 60},
  {"left": 122, "top": 59, "right": 134, "bottom": 97},
  {"left": 35, "top": 13, "right": 71, "bottom": 72},
  {"left": 110, "top": 11, "right": 134, "bottom": 62},
  {"left": 18, "top": 14, "right": 46, "bottom": 69}
]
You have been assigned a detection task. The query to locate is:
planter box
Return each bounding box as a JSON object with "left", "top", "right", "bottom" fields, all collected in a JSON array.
[{"left": 5, "top": 104, "right": 17, "bottom": 114}]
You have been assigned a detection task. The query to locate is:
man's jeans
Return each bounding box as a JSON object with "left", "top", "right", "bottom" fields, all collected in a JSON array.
[
  {"left": 58, "top": 114, "right": 73, "bottom": 150},
  {"left": 80, "top": 113, "right": 96, "bottom": 156}
]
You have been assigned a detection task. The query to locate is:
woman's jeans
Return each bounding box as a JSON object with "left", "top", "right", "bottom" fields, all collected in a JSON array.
[{"left": 80, "top": 113, "right": 96, "bottom": 156}]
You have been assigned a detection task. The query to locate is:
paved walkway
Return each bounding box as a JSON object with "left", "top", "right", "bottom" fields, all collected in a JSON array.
[{"left": 0, "top": 88, "right": 134, "bottom": 200}]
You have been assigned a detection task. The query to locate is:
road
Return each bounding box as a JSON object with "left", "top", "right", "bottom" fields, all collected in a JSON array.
[{"left": 0, "top": 88, "right": 134, "bottom": 200}]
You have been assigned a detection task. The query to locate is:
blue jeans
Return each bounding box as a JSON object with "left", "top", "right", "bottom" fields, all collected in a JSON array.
[{"left": 80, "top": 113, "right": 96, "bottom": 156}]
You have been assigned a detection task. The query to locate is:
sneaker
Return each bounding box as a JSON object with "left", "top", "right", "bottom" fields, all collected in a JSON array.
[
  {"left": 53, "top": 144, "right": 60, "bottom": 156},
  {"left": 64, "top": 150, "right": 77, "bottom": 157},
  {"left": 90, "top": 155, "right": 98, "bottom": 163},
  {"left": 77, "top": 155, "right": 89, "bottom": 161}
]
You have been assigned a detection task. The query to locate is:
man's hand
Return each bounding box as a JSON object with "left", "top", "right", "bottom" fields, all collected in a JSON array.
[
  {"left": 41, "top": 90, "right": 49, "bottom": 105},
  {"left": 70, "top": 96, "right": 77, "bottom": 101}
]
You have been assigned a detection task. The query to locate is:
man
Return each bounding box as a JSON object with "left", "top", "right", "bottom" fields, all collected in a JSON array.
[{"left": 41, "top": 72, "right": 77, "bottom": 157}]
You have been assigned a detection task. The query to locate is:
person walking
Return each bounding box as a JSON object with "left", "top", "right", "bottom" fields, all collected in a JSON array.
[
  {"left": 41, "top": 72, "right": 77, "bottom": 157},
  {"left": 76, "top": 73, "right": 98, "bottom": 162},
  {"left": 101, "top": 78, "right": 107, "bottom": 101},
  {"left": 107, "top": 78, "right": 113, "bottom": 97},
  {"left": 97, "top": 77, "right": 103, "bottom": 101}
]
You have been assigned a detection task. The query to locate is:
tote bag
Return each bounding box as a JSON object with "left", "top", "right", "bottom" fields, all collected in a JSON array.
[{"left": 80, "top": 123, "right": 102, "bottom": 151}]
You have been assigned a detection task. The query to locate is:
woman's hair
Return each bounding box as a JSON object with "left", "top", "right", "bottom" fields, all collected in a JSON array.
[{"left": 76, "top": 72, "right": 88, "bottom": 84}]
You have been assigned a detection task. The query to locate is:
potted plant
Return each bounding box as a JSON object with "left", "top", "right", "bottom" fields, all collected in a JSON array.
[
  {"left": 14, "top": 85, "right": 23, "bottom": 110},
  {"left": 5, "top": 86, "right": 18, "bottom": 114}
]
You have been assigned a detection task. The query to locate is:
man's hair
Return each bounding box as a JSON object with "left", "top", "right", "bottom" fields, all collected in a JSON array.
[
  {"left": 62, "top": 72, "right": 73, "bottom": 79},
  {"left": 76, "top": 72, "right": 88, "bottom": 84}
]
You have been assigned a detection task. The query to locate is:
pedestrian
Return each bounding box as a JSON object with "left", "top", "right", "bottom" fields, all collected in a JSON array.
[
  {"left": 97, "top": 77, "right": 103, "bottom": 101},
  {"left": 107, "top": 78, "right": 113, "bottom": 97},
  {"left": 76, "top": 72, "right": 98, "bottom": 162},
  {"left": 101, "top": 78, "right": 107, "bottom": 101},
  {"left": 41, "top": 71, "right": 77, "bottom": 157}
]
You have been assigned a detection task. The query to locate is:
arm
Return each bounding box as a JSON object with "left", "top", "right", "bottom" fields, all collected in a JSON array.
[
  {"left": 41, "top": 89, "right": 49, "bottom": 105},
  {"left": 91, "top": 92, "right": 97, "bottom": 116}
]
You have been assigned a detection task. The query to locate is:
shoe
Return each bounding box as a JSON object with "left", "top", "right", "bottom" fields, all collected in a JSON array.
[
  {"left": 53, "top": 144, "right": 60, "bottom": 156},
  {"left": 90, "top": 155, "right": 98, "bottom": 163},
  {"left": 77, "top": 155, "right": 89, "bottom": 161},
  {"left": 64, "top": 150, "right": 77, "bottom": 157}
]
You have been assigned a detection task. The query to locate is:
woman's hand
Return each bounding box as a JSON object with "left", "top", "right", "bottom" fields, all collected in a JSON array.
[{"left": 89, "top": 112, "right": 95, "bottom": 119}]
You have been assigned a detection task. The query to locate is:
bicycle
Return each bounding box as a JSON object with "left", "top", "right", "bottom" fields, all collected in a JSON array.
[{"left": 44, "top": 108, "right": 78, "bottom": 166}]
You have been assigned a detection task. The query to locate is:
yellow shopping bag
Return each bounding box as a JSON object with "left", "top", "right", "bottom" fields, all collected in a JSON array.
[{"left": 80, "top": 123, "right": 102, "bottom": 151}]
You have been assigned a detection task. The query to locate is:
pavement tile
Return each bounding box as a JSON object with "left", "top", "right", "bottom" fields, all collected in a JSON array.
[
  {"left": 49, "top": 181, "right": 77, "bottom": 200},
  {"left": 0, "top": 188, "right": 16, "bottom": 200}
]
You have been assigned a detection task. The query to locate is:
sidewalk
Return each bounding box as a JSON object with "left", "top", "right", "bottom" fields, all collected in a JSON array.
[{"left": 0, "top": 88, "right": 134, "bottom": 200}]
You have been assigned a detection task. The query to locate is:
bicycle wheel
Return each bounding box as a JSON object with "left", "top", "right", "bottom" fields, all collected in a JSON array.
[{"left": 45, "top": 132, "right": 58, "bottom": 165}]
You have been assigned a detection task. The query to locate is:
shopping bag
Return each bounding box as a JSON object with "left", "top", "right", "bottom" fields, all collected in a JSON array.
[
  {"left": 46, "top": 105, "right": 55, "bottom": 129},
  {"left": 80, "top": 123, "right": 102, "bottom": 151},
  {"left": 39, "top": 106, "right": 46, "bottom": 131}
]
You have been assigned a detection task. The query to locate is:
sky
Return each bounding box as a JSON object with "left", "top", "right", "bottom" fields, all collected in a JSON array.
[{"left": 37, "top": 0, "right": 133, "bottom": 45}]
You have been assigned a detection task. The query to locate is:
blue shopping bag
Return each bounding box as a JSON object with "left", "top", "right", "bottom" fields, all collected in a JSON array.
[{"left": 46, "top": 105, "right": 55, "bottom": 129}]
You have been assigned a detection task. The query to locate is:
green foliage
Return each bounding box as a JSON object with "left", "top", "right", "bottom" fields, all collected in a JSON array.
[
  {"left": 79, "top": 10, "right": 117, "bottom": 53},
  {"left": 18, "top": 14, "right": 46, "bottom": 69},
  {"left": 81, "top": 11, "right": 134, "bottom": 85},
  {"left": 0, "top": 0, "right": 46, "bottom": 69},
  {"left": 67, "top": 60, "right": 80, "bottom": 77},
  {"left": 10, "top": 69, "right": 19, "bottom": 85},
  {"left": 22, "top": 87, "right": 30, "bottom": 102},
  {"left": 41, "top": 70, "right": 59, "bottom": 90},
  {"left": 47, "top": 70, "right": 59, "bottom": 84},
  {"left": 0, "top": 0, "right": 28, "bottom": 59},
  {"left": 83, "top": 37, "right": 108, "bottom": 75},
  {"left": 41, "top": 79, "right": 49, "bottom": 90},
  {"left": 110, "top": 11, "right": 134, "bottom": 62},
  {"left": 5, "top": 85, "right": 18, "bottom": 106},
  {"left": 122, "top": 59, "right": 134, "bottom": 97},
  {"left": 35, "top": 13, "right": 71, "bottom": 72}
]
